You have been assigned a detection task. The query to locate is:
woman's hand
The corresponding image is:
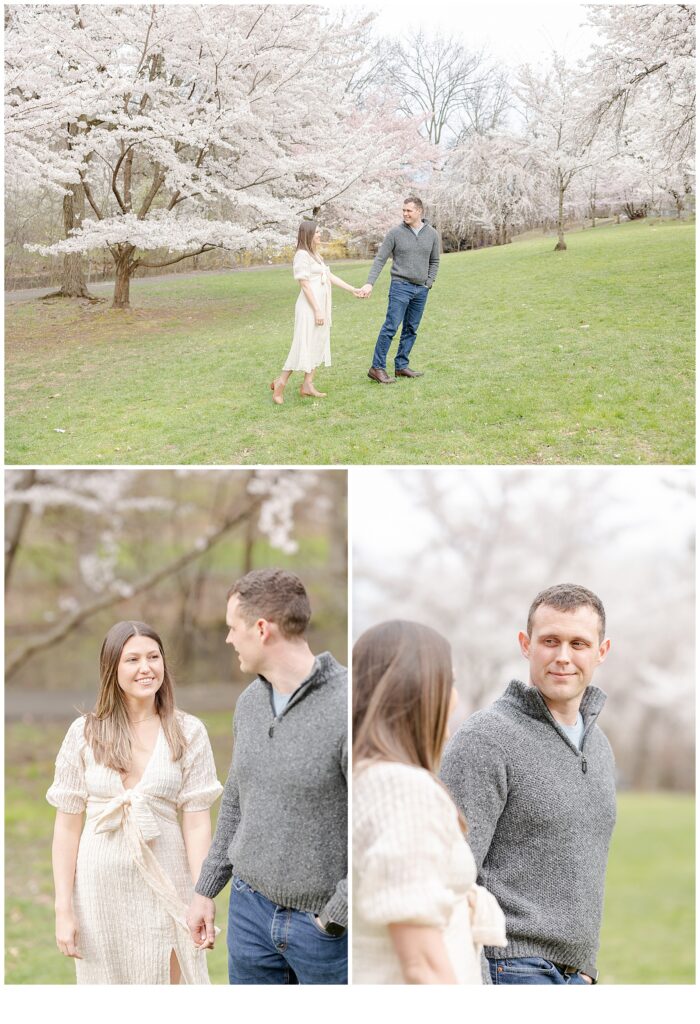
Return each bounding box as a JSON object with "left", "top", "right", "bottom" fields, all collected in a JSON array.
[
  {"left": 314, "top": 311, "right": 325, "bottom": 325},
  {"left": 55, "top": 908, "right": 82, "bottom": 959},
  {"left": 388, "top": 922, "right": 458, "bottom": 984}
]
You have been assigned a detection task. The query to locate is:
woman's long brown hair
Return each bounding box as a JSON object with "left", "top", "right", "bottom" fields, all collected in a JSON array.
[
  {"left": 296, "top": 219, "right": 322, "bottom": 263},
  {"left": 83, "top": 621, "right": 185, "bottom": 774},
  {"left": 352, "top": 620, "right": 454, "bottom": 773}
]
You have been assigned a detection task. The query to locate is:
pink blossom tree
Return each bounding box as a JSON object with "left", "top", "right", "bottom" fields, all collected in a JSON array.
[{"left": 6, "top": 4, "right": 418, "bottom": 308}]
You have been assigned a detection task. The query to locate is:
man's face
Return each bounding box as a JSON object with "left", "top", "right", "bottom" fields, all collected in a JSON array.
[
  {"left": 225, "top": 595, "right": 265, "bottom": 675},
  {"left": 518, "top": 604, "right": 610, "bottom": 707},
  {"left": 402, "top": 202, "right": 422, "bottom": 227}
]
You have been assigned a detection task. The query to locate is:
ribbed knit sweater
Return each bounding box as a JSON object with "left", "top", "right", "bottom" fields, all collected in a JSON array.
[
  {"left": 440, "top": 680, "right": 616, "bottom": 977},
  {"left": 195, "top": 652, "right": 348, "bottom": 925},
  {"left": 367, "top": 221, "right": 441, "bottom": 288}
]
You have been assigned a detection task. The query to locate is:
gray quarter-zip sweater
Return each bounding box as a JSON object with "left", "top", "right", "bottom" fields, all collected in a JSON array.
[
  {"left": 367, "top": 220, "right": 441, "bottom": 288},
  {"left": 440, "top": 680, "right": 616, "bottom": 977},
  {"left": 195, "top": 652, "right": 348, "bottom": 925}
]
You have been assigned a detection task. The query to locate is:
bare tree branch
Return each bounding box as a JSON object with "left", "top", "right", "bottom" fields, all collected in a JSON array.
[
  {"left": 4, "top": 470, "right": 36, "bottom": 588},
  {"left": 5, "top": 493, "right": 264, "bottom": 680}
]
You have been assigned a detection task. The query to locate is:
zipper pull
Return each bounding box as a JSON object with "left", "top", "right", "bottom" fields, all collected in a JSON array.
[
  {"left": 268, "top": 722, "right": 275, "bottom": 738},
  {"left": 581, "top": 756, "right": 587, "bottom": 774}
]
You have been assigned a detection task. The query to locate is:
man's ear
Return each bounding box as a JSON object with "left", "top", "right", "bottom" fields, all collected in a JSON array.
[
  {"left": 518, "top": 631, "right": 531, "bottom": 660},
  {"left": 597, "top": 638, "right": 611, "bottom": 665}
]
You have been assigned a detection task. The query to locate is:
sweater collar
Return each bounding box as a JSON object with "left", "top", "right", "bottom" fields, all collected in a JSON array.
[
  {"left": 402, "top": 219, "right": 428, "bottom": 231},
  {"left": 501, "top": 678, "right": 607, "bottom": 730},
  {"left": 257, "top": 651, "right": 338, "bottom": 705}
]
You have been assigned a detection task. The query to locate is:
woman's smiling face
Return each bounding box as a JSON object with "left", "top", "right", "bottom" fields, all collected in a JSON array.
[{"left": 117, "top": 635, "right": 164, "bottom": 701}]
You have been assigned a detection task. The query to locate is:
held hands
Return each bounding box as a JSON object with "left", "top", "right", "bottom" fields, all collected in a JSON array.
[
  {"left": 355, "top": 284, "right": 372, "bottom": 299},
  {"left": 186, "top": 893, "right": 217, "bottom": 949},
  {"left": 55, "top": 908, "right": 82, "bottom": 959}
]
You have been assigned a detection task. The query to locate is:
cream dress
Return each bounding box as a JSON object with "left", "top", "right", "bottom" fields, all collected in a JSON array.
[
  {"left": 47, "top": 712, "right": 223, "bottom": 984},
  {"left": 352, "top": 761, "right": 506, "bottom": 984},
  {"left": 283, "top": 249, "right": 332, "bottom": 372}
]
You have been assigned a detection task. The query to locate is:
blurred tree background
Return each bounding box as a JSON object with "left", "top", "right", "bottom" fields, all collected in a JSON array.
[
  {"left": 352, "top": 465, "right": 694, "bottom": 983},
  {"left": 5, "top": 467, "right": 347, "bottom": 983}
]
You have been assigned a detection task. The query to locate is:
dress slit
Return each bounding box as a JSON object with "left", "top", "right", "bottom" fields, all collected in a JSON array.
[{"left": 169, "top": 947, "right": 182, "bottom": 985}]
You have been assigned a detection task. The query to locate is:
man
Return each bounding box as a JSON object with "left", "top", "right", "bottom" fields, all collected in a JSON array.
[
  {"left": 359, "top": 196, "right": 440, "bottom": 384},
  {"left": 441, "top": 583, "right": 616, "bottom": 986},
  {"left": 187, "top": 568, "right": 348, "bottom": 985}
]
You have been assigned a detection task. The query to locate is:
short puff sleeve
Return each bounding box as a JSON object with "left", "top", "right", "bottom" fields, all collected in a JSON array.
[
  {"left": 353, "top": 763, "right": 457, "bottom": 928},
  {"left": 177, "top": 714, "right": 223, "bottom": 812},
  {"left": 293, "top": 250, "right": 312, "bottom": 281},
  {"left": 46, "top": 716, "right": 88, "bottom": 814}
]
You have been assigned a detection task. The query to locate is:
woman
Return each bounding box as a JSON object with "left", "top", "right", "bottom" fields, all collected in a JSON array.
[
  {"left": 47, "top": 621, "right": 223, "bottom": 984},
  {"left": 352, "top": 620, "right": 506, "bottom": 984},
  {"left": 271, "top": 220, "right": 362, "bottom": 403}
]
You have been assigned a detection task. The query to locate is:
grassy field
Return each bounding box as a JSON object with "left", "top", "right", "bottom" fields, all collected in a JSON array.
[
  {"left": 5, "top": 220, "right": 694, "bottom": 465},
  {"left": 5, "top": 715, "right": 695, "bottom": 984},
  {"left": 598, "top": 791, "right": 695, "bottom": 984}
]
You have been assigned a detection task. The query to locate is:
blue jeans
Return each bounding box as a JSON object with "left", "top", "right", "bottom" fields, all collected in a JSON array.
[
  {"left": 371, "top": 279, "right": 429, "bottom": 370},
  {"left": 227, "top": 877, "right": 348, "bottom": 985},
  {"left": 488, "top": 956, "right": 590, "bottom": 985}
]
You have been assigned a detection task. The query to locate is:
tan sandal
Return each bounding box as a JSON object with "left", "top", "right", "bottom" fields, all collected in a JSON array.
[
  {"left": 300, "top": 386, "right": 327, "bottom": 398},
  {"left": 270, "top": 378, "right": 286, "bottom": 404}
]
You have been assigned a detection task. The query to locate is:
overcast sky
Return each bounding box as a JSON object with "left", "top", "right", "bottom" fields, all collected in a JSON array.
[
  {"left": 351, "top": 466, "right": 695, "bottom": 562},
  {"left": 355, "top": 1, "right": 598, "bottom": 67}
]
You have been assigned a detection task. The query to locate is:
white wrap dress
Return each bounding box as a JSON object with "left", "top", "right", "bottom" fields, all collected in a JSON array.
[
  {"left": 283, "top": 249, "right": 332, "bottom": 372},
  {"left": 47, "top": 712, "right": 223, "bottom": 984},
  {"left": 352, "top": 761, "right": 506, "bottom": 984}
]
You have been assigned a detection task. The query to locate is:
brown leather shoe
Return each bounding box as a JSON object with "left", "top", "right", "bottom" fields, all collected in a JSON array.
[
  {"left": 395, "top": 368, "right": 424, "bottom": 378},
  {"left": 368, "top": 367, "right": 396, "bottom": 384}
]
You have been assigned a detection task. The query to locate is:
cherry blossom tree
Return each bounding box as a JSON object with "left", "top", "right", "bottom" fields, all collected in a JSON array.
[
  {"left": 586, "top": 4, "right": 695, "bottom": 162},
  {"left": 516, "top": 54, "right": 600, "bottom": 251},
  {"left": 5, "top": 4, "right": 418, "bottom": 308},
  {"left": 429, "top": 133, "right": 546, "bottom": 250},
  {"left": 4, "top": 5, "right": 96, "bottom": 297}
]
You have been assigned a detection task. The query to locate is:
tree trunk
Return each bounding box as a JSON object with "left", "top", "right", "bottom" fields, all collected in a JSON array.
[
  {"left": 112, "top": 249, "right": 134, "bottom": 308},
  {"left": 554, "top": 181, "right": 567, "bottom": 251},
  {"left": 5, "top": 469, "right": 36, "bottom": 588},
  {"left": 62, "top": 185, "right": 90, "bottom": 296},
  {"left": 42, "top": 183, "right": 95, "bottom": 300},
  {"left": 242, "top": 510, "right": 255, "bottom": 574}
]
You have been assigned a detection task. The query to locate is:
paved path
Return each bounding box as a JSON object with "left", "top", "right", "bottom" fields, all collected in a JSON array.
[
  {"left": 5, "top": 258, "right": 361, "bottom": 303},
  {"left": 5, "top": 684, "right": 242, "bottom": 720}
]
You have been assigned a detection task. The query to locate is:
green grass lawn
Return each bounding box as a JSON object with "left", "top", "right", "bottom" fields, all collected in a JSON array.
[
  {"left": 5, "top": 715, "right": 695, "bottom": 984},
  {"left": 4, "top": 220, "right": 694, "bottom": 465},
  {"left": 598, "top": 791, "right": 695, "bottom": 984}
]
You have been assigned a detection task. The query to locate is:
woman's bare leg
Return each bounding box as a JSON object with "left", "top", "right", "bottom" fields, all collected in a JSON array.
[
  {"left": 300, "top": 371, "right": 326, "bottom": 398},
  {"left": 169, "top": 949, "right": 182, "bottom": 985},
  {"left": 271, "top": 370, "right": 292, "bottom": 404}
]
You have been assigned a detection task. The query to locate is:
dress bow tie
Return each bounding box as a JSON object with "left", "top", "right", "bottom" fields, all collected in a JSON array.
[{"left": 92, "top": 789, "right": 161, "bottom": 842}]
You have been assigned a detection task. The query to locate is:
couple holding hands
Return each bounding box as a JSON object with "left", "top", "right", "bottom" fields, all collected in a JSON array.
[
  {"left": 48, "top": 570, "right": 347, "bottom": 985},
  {"left": 270, "top": 197, "right": 441, "bottom": 403}
]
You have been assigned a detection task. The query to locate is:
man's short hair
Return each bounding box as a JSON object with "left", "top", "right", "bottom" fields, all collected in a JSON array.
[
  {"left": 403, "top": 195, "right": 424, "bottom": 212},
  {"left": 527, "top": 583, "right": 606, "bottom": 641},
  {"left": 227, "top": 569, "right": 311, "bottom": 638}
]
